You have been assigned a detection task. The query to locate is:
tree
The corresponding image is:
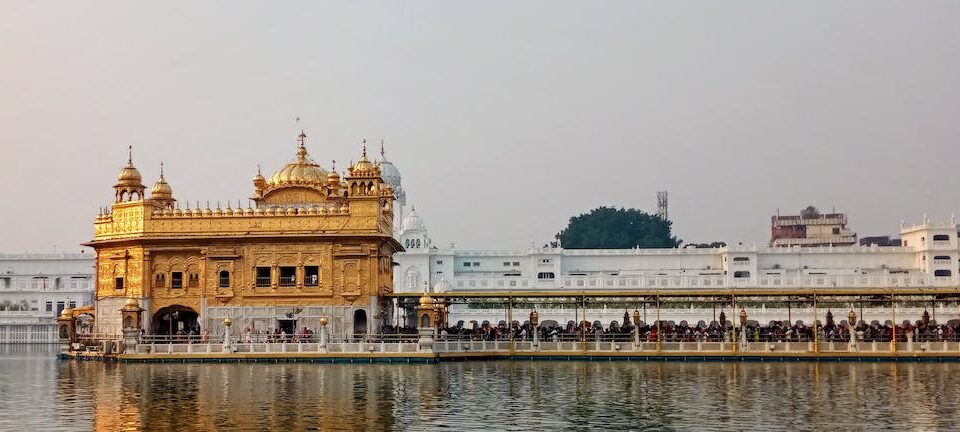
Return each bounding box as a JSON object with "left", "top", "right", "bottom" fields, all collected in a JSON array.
[
  {"left": 555, "top": 206, "right": 680, "bottom": 249},
  {"left": 800, "top": 205, "right": 820, "bottom": 218}
]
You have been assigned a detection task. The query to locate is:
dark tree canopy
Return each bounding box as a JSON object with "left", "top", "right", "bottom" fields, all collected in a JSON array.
[{"left": 555, "top": 206, "right": 680, "bottom": 249}]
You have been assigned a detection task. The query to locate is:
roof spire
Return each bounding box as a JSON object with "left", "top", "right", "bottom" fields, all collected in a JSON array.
[
  {"left": 296, "top": 131, "right": 308, "bottom": 161},
  {"left": 362, "top": 139, "right": 367, "bottom": 158},
  {"left": 380, "top": 139, "right": 385, "bottom": 158},
  {"left": 127, "top": 145, "right": 133, "bottom": 165},
  {"left": 159, "top": 161, "right": 165, "bottom": 180},
  {"left": 331, "top": 160, "right": 336, "bottom": 171}
]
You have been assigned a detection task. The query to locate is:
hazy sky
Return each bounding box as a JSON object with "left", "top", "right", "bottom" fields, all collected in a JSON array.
[{"left": 2, "top": 1, "right": 959, "bottom": 253}]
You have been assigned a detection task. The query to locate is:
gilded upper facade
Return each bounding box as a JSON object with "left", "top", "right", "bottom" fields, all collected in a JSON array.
[{"left": 86, "top": 132, "right": 401, "bottom": 337}]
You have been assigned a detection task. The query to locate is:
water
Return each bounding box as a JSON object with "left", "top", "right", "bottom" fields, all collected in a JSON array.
[{"left": 1, "top": 346, "right": 958, "bottom": 431}]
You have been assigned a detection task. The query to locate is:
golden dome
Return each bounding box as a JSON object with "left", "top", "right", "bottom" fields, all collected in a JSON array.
[
  {"left": 327, "top": 162, "right": 341, "bottom": 185},
  {"left": 266, "top": 134, "right": 328, "bottom": 187},
  {"left": 117, "top": 163, "right": 142, "bottom": 184},
  {"left": 253, "top": 165, "right": 266, "bottom": 185},
  {"left": 60, "top": 307, "right": 73, "bottom": 318},
  {"left": 419, "top": 292, "right": 433, "bottom": 307},
  {"left": 124, "top": 298, "right": 140, "bottom": 308},
  {"left": 151, "top": 180, "right": 172, "bottom": 197},
  {"left": 115, "top": 146, "right": 142, "bottom": 184},
  {"left": 350, "top": 144, "right": 377, "bottom": 175},
  {"left": 150, "top": 163, "right": 173, "bottom": 199}
]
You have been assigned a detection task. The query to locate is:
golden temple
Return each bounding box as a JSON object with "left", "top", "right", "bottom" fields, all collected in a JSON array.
[{"left": 84, "top": 132, "right": 401, "bottom": 340}]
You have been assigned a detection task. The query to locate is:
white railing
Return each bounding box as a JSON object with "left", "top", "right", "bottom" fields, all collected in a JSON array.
[
  {"left": 133, "top": 340, "right": 422, "bottom": 355},
  {"left": 446, "top": 272, "right": 944, "bottom": 292}
]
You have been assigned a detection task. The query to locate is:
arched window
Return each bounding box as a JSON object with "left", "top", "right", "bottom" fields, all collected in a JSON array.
[
  {"left": 219, "top": 271, "right": 230, "bottom": 288},
  {"left": 416, "top": 239, "right": 421, "bottom": 248},
  {"left": 405, "top": 268, "right": 421, "bottom": 290}
]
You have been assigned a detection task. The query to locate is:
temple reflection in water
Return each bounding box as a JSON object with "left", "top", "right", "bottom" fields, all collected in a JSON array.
[{"left": 45, "top": 357, "right": 960, "bottom": 431}]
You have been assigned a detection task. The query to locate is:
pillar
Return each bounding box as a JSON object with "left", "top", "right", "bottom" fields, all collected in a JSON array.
[
  {"left": 416, "top": 293, "right": 438, "bottom": 352},
  {"left": 120, "top": 298, "right": 144, "bottom": 353},
  {"left": 57, "top": 308, "right": 76, "bottom": 353},
  {"left": 319, "top": 317, "right": 329, "bottom": 352},
  {"left": 222, "top": 317, "right": 233, "bottom": 353}
]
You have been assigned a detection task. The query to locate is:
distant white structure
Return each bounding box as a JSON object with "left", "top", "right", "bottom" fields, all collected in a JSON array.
[
  {"left": 377, "top": 142, "right": 406, "bottom": 236},
  {"left": 0, "top": 254, "right": 95, "bottom": 343},
  {"left": 395, "top": 214, "right": 959, "bottom": 294}
]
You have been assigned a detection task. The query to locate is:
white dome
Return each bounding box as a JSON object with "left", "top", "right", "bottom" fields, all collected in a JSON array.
[
  {"left": 401, "top": 208, "right": 425, "bottom": 232},
  {"left": 376, "top": 144, "right": 402, "bottom": 187},
  {"left": 379, "top": 159, "right": 402, "bottom": 188}
]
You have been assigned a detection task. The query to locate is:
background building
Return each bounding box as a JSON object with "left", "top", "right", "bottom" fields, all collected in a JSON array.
[
  {"left": 395, "top": 212, "right": 959, "bottom": 294},
  {"left": 393, "top": 211, "right": 959, "bottom": 326},
  {"left": 0, "top": 253, "right": 94, "bottom": 343},
  {"left": 770, "top": 206, "right": 857, "bottom": 247}
]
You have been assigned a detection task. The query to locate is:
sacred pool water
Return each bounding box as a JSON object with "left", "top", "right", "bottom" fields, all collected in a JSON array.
[{"left": 1, "top": 346, "right": 957, "bottom": 431}]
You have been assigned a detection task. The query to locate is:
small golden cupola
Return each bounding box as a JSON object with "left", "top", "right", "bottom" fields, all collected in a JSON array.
[
  {"left": 150, "top": 162, "right": 176, "bottom": 210},
  {"left": 327, "top": 160, "right": 341, "bottom": 187},
  {"left": 114, "top": 146, "right": 146, "bottom": 202},
  {"left": 345, "top": 141, "right": 384, "bottom": 198},
  {"left": 349, "top": 141, "right": 378, "bottom": 176},
  {"left": 253, "top": 165, "right": 266, "bottom": 194}
]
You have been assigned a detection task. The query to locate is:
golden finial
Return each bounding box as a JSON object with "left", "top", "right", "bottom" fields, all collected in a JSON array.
[
  {"left": 361, "top": 139, "right": 367, "bottom": 158},
  {"left": 128, "top": 145, "right": 132, "bottom": 164},
  {"left": 331, "top": 160, "right": 336, "bottom": 171},
  {"left": 159, "top": 161, "right": 165, "bottom": 180},
  {"left": 294, "top": 130, "right": 310, "bottom": 162}
]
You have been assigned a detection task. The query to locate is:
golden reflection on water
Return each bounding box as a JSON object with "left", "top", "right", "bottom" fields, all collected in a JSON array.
[{"left": 7, "top": 351, "right": 955, "bottom": 430}]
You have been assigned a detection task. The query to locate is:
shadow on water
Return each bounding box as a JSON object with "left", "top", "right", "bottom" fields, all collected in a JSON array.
[{"left": 1, "top": 347, "right": 958, "bottom": 431}]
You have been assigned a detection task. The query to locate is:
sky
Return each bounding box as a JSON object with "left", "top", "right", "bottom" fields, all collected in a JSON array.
[{"left": 1, "top": 1, "right": 959, "bottom": 253}]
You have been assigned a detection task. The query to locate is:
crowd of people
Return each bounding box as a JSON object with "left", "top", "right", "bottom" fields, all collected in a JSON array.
[
  {"left": 392, "top": 312, "right": 960, "bottom": 344},
  {"left": 141, "top": 312, "right": 960, "bottom": 345}
]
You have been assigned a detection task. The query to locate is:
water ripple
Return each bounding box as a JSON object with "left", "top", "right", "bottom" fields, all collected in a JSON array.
[{"left": 0, "top": 346, "right": 956, "bottom": 431}]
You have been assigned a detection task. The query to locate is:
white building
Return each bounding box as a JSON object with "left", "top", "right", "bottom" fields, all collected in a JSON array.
[
  {"left": 376, "top": 144, "right": 406, "bottom": 236},
  {"left": 0, "top": 254, "right": 95, "bottom": 343},
  {"left": 394, "top": 214, "right": 959, "bottom": 295}
]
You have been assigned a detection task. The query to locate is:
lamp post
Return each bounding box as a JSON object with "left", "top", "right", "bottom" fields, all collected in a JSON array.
[
  {"left": 848, "top": 310, "right": 858, "bottom": 352},
  {"left": 530, "top": 309, "right": 540, "bottom": 350},
  {"left": 222, "top": 317, "right": 232, "bottom": 353},
  {"left": 633, "top": 309, "right": 641, "bottom": 348},
  {"left": 739, "top": 309, "right": 748, "bottom": 351},
  {"left": 319, "top": 317, "right": 329, "bottom": 348}
]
